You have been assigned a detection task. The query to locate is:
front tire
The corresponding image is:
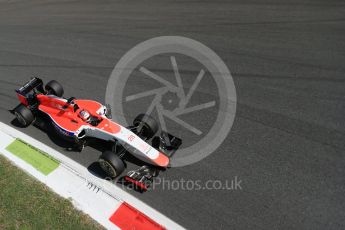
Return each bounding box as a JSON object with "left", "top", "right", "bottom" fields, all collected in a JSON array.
[
  {"left": 45, "top": 80, "right": 64, "bottom": 97},
  {"left": 98, "top": 151, "right": 125, "bottom": 178},
  {"left": 133, "top": 114, "right": 158, "bottom": 139},
  {"left": 14, "top": 105, "right": 34, "bottom": 127}
]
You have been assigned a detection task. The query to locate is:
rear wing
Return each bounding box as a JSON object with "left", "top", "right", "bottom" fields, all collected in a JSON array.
[{"left": 15, "top": 77, "right": 44, "bottom": 105}]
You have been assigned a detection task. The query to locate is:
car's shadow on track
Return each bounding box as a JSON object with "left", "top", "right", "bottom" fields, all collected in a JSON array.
[
  {"left": 10, "top": 116, "right": 81, "bottom": 151},
  {"left": 10, "top": 118, "right": 26, "bottom": 128}
]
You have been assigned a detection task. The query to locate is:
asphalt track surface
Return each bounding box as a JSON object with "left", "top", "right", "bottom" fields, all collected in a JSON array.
[{"left": 0, "top": 1, "right": 345, "bottom": 229}]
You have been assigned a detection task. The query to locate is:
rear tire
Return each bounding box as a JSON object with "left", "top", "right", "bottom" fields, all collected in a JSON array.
[
  {"left": 133, "top": 114, "right": 158, "bottom": 139},
  {"left": 98, "top": 151, "right": 125, "bottom": 178},
  {"left": 45, "top": 80, "right": 64, "bottom": 97},
  {"left": 14, "top": 105, "right": 34, "bottom": 127}
]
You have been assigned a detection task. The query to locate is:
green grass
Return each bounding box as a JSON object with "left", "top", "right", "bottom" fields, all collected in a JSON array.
[{"left": 0, "top": 155, "right": 104, "bottom": 230}]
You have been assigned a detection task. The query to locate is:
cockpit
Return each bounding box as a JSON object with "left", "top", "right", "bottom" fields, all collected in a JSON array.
[{"left": 78, "top": 109, "right": 102, "bottom": 126}]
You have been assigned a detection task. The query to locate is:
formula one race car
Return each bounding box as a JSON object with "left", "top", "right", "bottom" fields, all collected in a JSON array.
[{"left": 12, "top": 77, "right": 182, "bottom": 191}]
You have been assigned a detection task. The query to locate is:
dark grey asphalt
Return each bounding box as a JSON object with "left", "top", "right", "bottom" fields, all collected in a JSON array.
[{"left": 1, "top": 0, "right": 345, "bottom": 229}]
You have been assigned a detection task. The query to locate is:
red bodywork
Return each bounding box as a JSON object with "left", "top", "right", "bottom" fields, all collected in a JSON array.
[{"left": 37, "top": 94, "right": 121, "bottom": 135}]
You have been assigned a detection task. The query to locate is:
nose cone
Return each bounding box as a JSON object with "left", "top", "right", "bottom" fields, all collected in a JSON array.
[{"left": 153, "top": 152, "right": 170, "bottom": 168}]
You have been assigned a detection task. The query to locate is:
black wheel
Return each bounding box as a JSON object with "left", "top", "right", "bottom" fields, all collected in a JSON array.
[
  {"left": 45, "top": 80, "right": 64, "bottom": 97},
  {"left": 133, "top": 114, "right": 158, "bottom": 139},
  {"left": 98, "top": 151, "right": 125, "bottom": 178},
  {"left": 14, "top": 105, "right": 34, "bottom": 127}
]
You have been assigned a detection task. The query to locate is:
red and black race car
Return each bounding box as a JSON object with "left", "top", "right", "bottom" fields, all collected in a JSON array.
[{"left": 13, "top": 77, "right": 181, "bottom": 191}]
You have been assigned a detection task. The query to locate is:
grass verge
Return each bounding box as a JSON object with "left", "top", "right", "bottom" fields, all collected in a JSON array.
[{"left": 0, "top": 154, "right": 104, "bottom": 230}]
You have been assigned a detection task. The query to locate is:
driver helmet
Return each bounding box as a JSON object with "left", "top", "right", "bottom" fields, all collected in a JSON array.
[{"left": 79, "top": 110, "right": 90, "bottom": 121}]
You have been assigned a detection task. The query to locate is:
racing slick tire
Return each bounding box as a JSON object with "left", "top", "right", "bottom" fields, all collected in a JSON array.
[
  {"left": 45, "top": 80, "right": 64, "bottom": 97},
  {"left": 98, "top": 151, "right": 125, "bottom": 178},
  {"left": 14, "top": 105, "right": 34, "bottom": 127},
  {"left": 133, "top": 114, "right": 158, "bottom": 140}
]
